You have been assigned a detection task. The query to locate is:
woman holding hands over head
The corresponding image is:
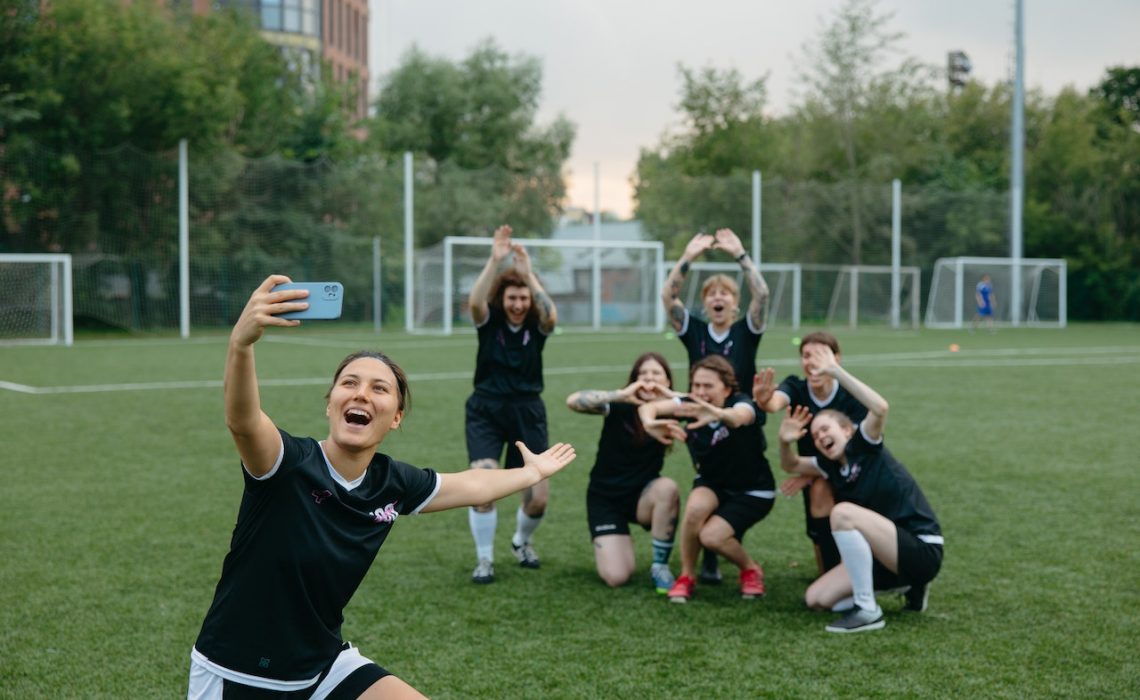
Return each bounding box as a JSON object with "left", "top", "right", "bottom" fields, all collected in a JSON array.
[
  {"left": 566, "top": 352, "right": 681, "bottom": 594},
  {"left": 638, "top": 355, "right": 775, "bottom": 603},
  {"left": 464, "top": 225, "right": 559, "bottom": 584},
  {"left": 777, "top": 343, "right": 942, "bottom": 634},
  {"left": 188, "top": 275, "right": 576, "bottom": 699}
]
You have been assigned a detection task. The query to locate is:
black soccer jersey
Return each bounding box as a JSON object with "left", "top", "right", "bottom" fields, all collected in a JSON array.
[
  {"left": 194, "top": 430, "right": 440, "bottom": 682},
  {"left": 472, "top": 306, "right": 548, "bottom": 398},
  {"left": 678, "top": 309, "right": 764, "bottom": 398},
  {"left": 684, "top": 393, "right": 774, "bottom": 492},
  {"left": 814, "top": 426, "right": 941, "bottom": 539},
  {"left": 587, "top": 402, "right": 666, "bottom": 495},
  {"left": 776, "top": 375, "right": 868, "bottom": 457}
]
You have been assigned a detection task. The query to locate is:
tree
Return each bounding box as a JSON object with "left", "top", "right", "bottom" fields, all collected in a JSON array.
[
  {"left": 369, "top": 40, "right": 574, "bottom": 243},
  {"left": 792, "top": 0, "right": 936, "bottom": 263},
  {"left": 632, "top": 64, "right": 778, "bottom": 256}
]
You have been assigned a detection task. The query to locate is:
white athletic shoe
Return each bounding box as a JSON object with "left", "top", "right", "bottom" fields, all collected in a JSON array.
[{"left": 471, "top": 558, "right": 495, "bottom": 584}]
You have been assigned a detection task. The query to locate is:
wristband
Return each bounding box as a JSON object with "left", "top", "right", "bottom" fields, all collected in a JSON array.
[{"left": 736, "top": 252, "right": 749, "bottom": 263}]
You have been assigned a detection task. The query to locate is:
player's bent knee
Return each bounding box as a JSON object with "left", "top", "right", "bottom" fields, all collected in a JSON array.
[
  {"left": 470, "top": 458, "right": 498, "bottom": 471},
  {"left": 598, "top": 566, "right": 632, "bottom": 588},
  {"left": 829, "top": 501, "right": 859, "bottom": 529}
]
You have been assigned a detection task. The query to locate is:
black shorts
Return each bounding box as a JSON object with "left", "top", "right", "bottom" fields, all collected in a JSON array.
[
  {"left": 872, "top": 528, "right": 944, "bottom": 589},
  {"left": 695, "top": 480, "right": 776, "bottom": 541},
  {"left": 197, "top": 643, "right": 389, "bottom": 699},
  {"left": 465, "top": 394, "right": 548, "bottom": 468},
  {"left": 586, "top": 482, "right": 654, "bottom": 539}
]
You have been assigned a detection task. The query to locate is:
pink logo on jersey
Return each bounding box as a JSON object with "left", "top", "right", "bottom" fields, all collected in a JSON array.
[
  {"left": 523, "top": 330, "right": 531, "bottom": 345},
  {"left": 840, "top": 463, "right": 862, "bottom": 483},
  {"left": 312, "top": 489, "right": 332, "bottom": 504},
  {"left": 710, "top": 425, "right": 730, "bottom": 447},
  {"left": 370, "top": 502, "right": 399, "bottom": 523}
]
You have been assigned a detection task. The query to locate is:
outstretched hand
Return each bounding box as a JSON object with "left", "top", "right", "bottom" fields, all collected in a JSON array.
[
  {"left": 752, "top": 368, "right": 776, "bottom": 408},
  {"left": 712, "top": 228, "right": 745, "bottom": 258},
  {"left": 803, "top": 343, "right": 839, "bottom": 378},
  {"left": 517, "top": 441, "right": 576, "bottom": 480},
  {"left": 511, "top": 243, "right": 532, "bottom": 277},
  {"left": 779, "top": 475, "right": 815, "bottom": 497},
  {"left": 619, "top": 379, "right": 675, "bottom": 405},
  {"left": 491, "top": 225, "right": 513, "bottom": 262},
  {"left": 682, "top": 232, "right": 715, "bottom": 261},
  {"left": 230, "top": 274, "right": 306, "bottom": 347},
  {"left": 677, "top": 393, "right": 729, "bottom": 430},
  {"left": 643, "top": 418, "right": 688, "bottom": 446},
  {"left": 779, "top": 405, "right": 813, "bottom": 445}
]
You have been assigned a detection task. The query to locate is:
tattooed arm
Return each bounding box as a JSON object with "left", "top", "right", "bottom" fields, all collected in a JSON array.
[
  {"left": 512, "top": 243, "right": 558, "bottom": 334},
  {"left": 469, "top": 225, "right": 513, "bottom": 325},
  {"left": 662, "top": 233, "right": 714, "bottom": 332},
  {"left": 566, "top": 380, "right": 668, "bottom": 415},
  {"left": 713, "top": 228, "right": 769, "bottom": 331}
]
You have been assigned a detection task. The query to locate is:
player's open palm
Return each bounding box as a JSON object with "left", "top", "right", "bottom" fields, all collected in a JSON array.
[
  {"left": 779, "top": 405, "right": 812, "bottom": 444},
  {"left": 518, "top": 441, "right": 576, "bottom": 479},
  {"left": 752, "top": 368, "right": 776, "bottom": 407}
]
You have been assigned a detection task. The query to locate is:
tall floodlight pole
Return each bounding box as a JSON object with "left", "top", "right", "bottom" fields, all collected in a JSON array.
[
  {"left": 179, "top": 139, "right": 189, "bottom": 339},
  {"left": 1010, "top": 0, "right": 1025, "bottom": 326},
  {"left": 891, "top": 179, "right": 901, "bottom": 328},
  {"left": 751, "top": 170, "right": 762, "bottom": 261},
  {"left": 404, "top": 152, "right": 414, "bottom": 333},
  {"left": 592, "top": 162, "right": 602, "bottom": 330}
]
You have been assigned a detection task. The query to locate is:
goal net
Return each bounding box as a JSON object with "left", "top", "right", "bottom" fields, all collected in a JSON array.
[
  {"left": 0, "top": 254, "right": 74, "bottom": 345},
  {"left": 800, "top": 264, "right": 921, "bottom": 328},
  {"left": 411, "top": 236, "right": 665, "bottom": 334},
  {"left": 659, "top": 261, "right": 802, "bottom": 330},
  {"left": 925, "top": 256, "right": 1067, "bottom": 328}
]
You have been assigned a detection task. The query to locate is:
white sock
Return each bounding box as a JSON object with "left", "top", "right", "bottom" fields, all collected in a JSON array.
[
  {"left": 833, "top": 529, "right": 878, "bottom": 613},
  {"left": 469, "top": 507, "right": 496, "bottom": 561},
  {"left": 512, "top": 507, "right": 543, "bottom": 547},
  {"left": 831, "top": 596, "right": 855, "bottom": 612}
]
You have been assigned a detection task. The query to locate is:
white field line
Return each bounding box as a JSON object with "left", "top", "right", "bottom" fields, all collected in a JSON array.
[{"left": 2, "top": 347, "right": 1137, "bottom": 395}]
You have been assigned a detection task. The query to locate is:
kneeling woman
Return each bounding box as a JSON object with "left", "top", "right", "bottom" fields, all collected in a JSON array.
[
  {"left": 777, "top": 343, "right": 942, "bottom": 634},
  {"left": 638, "top": 355, "right": 775, "bottom": 603},
  {"left": 188, "top": 276, "right": 576, "bottom": 699},
  {"left": 566, "top": 352, "right": 681, "bottom": 594}
]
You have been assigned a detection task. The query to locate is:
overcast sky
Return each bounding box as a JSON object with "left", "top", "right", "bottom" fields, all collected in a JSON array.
[{"left": 369, "top": 0, "right": 1139, "bottom": 218}]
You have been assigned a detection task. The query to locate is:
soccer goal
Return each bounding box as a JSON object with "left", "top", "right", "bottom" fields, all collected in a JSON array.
[
  {"left": 0, "top": 254, "right": 74, "bottom": 346},
  {"left": 411, "top": 236, "right": 665, "bottom": 334},
  {"left": 802, "top": 264, "right": 922, "bottom": 328},
  {"left": 924, "top": 256, "right": 1067, "bottom": 328},
  {"left": 659, "top": 261, "right": 802, "bottom": 330}
]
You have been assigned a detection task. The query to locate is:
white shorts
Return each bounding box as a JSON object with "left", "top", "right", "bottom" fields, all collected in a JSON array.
[{"left": 188, "top": 643, "right": 383, "bottom": 699}]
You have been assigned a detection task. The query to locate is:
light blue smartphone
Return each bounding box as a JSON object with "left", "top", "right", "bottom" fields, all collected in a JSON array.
[{"left": 273, "top": 282, "right": 344, "bottom": 320}]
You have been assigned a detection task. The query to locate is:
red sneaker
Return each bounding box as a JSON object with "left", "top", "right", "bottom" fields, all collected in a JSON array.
[
  {"left": 667, "top": 574, "right": 696, "bottom": 603},
  {"left": 740, "top": 567, "right": 765, "bottom": 599}
]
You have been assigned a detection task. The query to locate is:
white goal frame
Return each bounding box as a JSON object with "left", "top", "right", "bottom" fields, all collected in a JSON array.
[
  {"left": 411, "top": 236, "right": 666, "bottom": 335},
  {"left": 0, "top": 253, "right": 74, "bottom": 346},
  {"left": 813, "top": 264, "right": 922, "bottom": 329},
  {"left": 924, "top": 256, "right": 1067, "bottom": 329}
]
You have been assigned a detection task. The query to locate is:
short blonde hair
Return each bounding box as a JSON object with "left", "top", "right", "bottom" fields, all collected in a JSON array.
[{"left": 700, "top": 274, "right": 740, "bottom": 302}]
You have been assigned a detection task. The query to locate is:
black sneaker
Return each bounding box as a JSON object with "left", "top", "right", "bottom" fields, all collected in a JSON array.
[
  {"left": 699, "top": 550, "right": 722, "bottom": 585},
  {"left": 903, "top": 582, "right": 929, "bottom": 612},
  {"left": 511, "top": 541, "right": 541, "bottom": 569},
  {"left": 825, "top": 606, "right": 885, "bottom": 634}
]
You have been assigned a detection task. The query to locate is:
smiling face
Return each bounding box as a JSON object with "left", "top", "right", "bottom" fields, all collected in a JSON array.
[
  {"left": 701, "top": 283, "right": 739, "bottom": 329},
  {"left": 633, "top": 356, "right": 670, "bottom": 401},
  {"left": 325, "top": 357, "right": 404, "bottom": 451},
  {"left": 690, "top": 367, "right": 732, "bottom": 407},
  {"left": 801, "top": 342, "right": 839, "bottom": 391},
  {"left": 502, "top": 284, "right": 533, "bottom": 326},
  {"left": 810, "top": 412, "right": 855, "bottom": 462}
]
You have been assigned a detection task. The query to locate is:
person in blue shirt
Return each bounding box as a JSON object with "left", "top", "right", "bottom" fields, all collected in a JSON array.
[{"left": 973, "top": 274, "right": 996, "bottom": 331}]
